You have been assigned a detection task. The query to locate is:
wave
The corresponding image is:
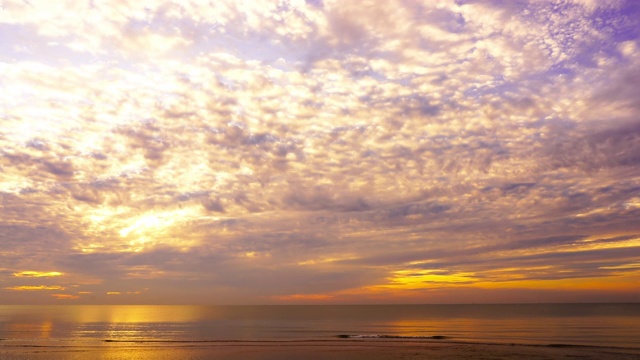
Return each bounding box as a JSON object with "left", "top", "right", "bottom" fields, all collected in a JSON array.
[
  {"left": 336, "top": 334, "right": 448, "bottom": 339},
  {"left": 2, "top": 337, "right": 638, "bottom": 351},
  {"left": 0, "top": 336, "right": 449, "bottom": 344}
]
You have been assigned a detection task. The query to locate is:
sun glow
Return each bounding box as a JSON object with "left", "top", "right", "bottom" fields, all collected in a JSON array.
[
  {"left": 117, "top": 207, "right": 204, "bottom": 251},
  {"left": 120, "top": 208, "right": 202, "bottom": 236},
  {"left": 75, "top": 206, "right": 208, "bottom": 253},
  {"left": 119, "top": 213, "right": 170, "bottom": 238}
]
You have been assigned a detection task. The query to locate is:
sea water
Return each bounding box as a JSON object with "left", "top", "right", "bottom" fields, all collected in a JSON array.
[{"left": 0, "top": 304, "right": 638, "bottom": 348}]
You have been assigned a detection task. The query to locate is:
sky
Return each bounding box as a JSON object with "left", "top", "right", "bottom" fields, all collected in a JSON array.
[{"left": 1, "top": 0, "right": 639, "bottom": 305}]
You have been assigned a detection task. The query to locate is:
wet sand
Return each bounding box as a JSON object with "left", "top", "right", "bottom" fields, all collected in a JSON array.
[{"left": 2, "top": 340, "right": 640, "bottom": 360}]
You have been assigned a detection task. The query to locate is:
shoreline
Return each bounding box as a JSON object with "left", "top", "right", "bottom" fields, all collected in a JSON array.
[
  {"left": 5, "top": 336, "right": 640, "bottom": 349},
  {"left": 2, "top": 340, "right": 640, "bottom": 360}
]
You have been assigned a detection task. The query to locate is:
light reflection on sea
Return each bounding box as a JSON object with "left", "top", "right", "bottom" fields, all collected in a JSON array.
[{"left": 0, "top": 304, "right": 638, "bottom": 348}]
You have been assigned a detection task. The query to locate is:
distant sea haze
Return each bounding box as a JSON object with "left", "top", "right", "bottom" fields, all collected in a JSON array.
[{"left": 0, "top": 304, "right": 638, "bottom": 349}]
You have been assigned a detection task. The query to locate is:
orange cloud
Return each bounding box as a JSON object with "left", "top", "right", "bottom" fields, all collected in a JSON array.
[{"left": 274, "top": 294, "right": 334, "bottom": 302}]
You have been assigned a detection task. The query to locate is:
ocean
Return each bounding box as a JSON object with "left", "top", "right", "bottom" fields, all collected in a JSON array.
[{"left": 0, "top": 304, "right": 638, "bottom": 349}]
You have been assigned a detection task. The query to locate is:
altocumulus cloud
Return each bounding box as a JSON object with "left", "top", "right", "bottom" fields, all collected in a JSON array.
[{"left": 0, "top": 0, "right": 639, "bottom": 304}]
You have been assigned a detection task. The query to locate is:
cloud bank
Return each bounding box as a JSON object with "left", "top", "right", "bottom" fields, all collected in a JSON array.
[{"left": 1, "top": 0, "right": 639, "bottom": 304}]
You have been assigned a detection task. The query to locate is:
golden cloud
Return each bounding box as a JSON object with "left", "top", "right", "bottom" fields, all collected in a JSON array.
[
  {"left": 5, "top": 286, "right": 65, "bottom": 291},
  {"left": 13, "top": 271, "right": 63, "bottom": 278}
]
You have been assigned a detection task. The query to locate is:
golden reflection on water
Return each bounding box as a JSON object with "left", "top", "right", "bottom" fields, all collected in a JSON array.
[
  {"left": 387, "top": 318, "right": 479, "bottom": 337},
  {"left": 6, "top": 320, "right": 53, "bottom": 339},
  {"left": 69, "top": 306, "right": 217, "bottom": 342},
  {"left": 40, "top": 320, "right": 52, "bottom": 338},
  {"left": 71, "top": 305, "right": 208, "bottom": 323}
]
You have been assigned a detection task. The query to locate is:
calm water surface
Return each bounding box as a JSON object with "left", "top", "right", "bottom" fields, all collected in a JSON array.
[{"left": 0, "top": 304, "right": 638, "bottom": 348}]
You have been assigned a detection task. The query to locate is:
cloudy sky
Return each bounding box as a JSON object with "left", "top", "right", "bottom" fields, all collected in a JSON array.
[{"left": 1, "top": 0, "right": 639, "bottom": 305}]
